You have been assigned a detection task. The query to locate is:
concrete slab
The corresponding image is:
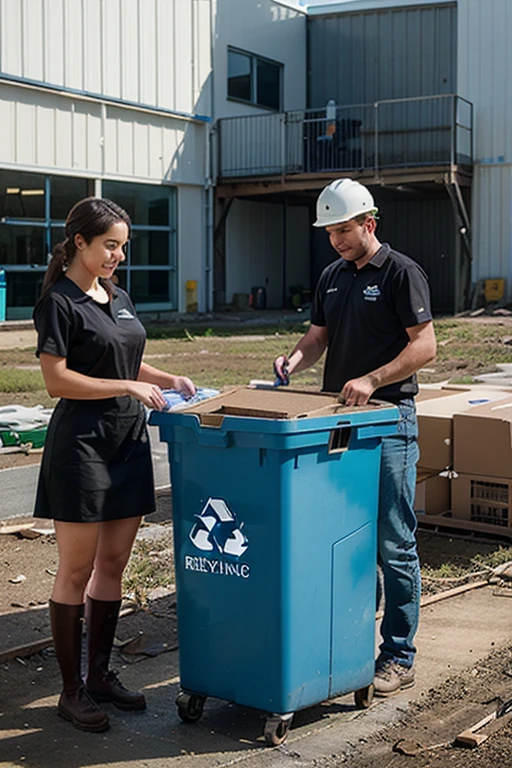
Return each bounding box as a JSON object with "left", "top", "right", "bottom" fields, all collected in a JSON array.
[{"left": 0, "top": 585, "right": 511, "bottom": 768}]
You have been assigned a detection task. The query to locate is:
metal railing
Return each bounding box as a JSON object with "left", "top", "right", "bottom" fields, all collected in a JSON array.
[{"left": 216, "top": 94, "right": 473, "bottom": 180}]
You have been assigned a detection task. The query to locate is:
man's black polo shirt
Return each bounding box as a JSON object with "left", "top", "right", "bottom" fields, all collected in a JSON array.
[{"left": 310, "top": 243, "right": 433, "bottom": 401}]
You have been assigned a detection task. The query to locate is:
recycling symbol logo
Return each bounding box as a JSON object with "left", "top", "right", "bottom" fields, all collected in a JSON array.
[{"left": 189, "top": 498, "right": 249, "bottom": 558}]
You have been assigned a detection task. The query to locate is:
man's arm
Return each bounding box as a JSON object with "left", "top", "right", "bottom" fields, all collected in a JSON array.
[
  {"left": 274, "top": 324, "right": 329, "bottom": 380},
  {"left": 341, "top": 321, "right": 437, "bottom": 405}
]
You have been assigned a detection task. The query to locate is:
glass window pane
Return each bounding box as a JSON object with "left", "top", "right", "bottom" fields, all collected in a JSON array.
[
  {"left": 0, "top": 170, "right": 46, "bottom": 220},
  {"left": 130, "top": 230, "right": 169, "bottom": 266},
  {"left": 130, "top": 270, "right": 170, "bottom": 304},
  {"left": 228, "top": 50, "right": 252, "bottom": 102},
  {"left": 50, "top": 177, "right": 89, "bottom": 220},
  {"left": 257, "top": 59, "right": 281, "bottom": 110},
  {"left": 6, "top": 271, "right": 46, "bottom": 309},
  {"left": 102, "top": 181, "right": 173, "bottom": 226},
  {"left": 0, "top": 225, "right": 47, "bottom": 265},
  {"left": 50, "top": 226, "right": 65, "bottom": 254},
  {"left": 113, "top": 268, "right": 127, "bottom": 292}
]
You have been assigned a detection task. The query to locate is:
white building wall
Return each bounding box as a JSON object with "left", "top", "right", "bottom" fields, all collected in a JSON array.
[
  {"left": 226, "top": 200, "right": 310, "bottom": 308},
  {"left": 0, "top": 82, "right": 207, "bottom": 186},
  {"left": 178, "top": 185, "right": 207, "bottom": 311},
  {"left": 213, "top": 0, "right": 306, "bottom": 118},
  {"left": 457, "top": 0, "right": 512, "bottom": 292},
  {"left": 0, "top": 0, "right": 212, "bottom": 117}
]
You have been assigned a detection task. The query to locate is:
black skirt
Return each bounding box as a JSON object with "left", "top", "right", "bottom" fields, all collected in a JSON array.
[{"left": 34, "top": 396, "right": 156, "bottom": 523}]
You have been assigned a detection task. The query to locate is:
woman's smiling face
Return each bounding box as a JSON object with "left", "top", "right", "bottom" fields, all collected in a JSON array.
[{"left": 74, "top": 221, "right": 129, "bottom": 280}]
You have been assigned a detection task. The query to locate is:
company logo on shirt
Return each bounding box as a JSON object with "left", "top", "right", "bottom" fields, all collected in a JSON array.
[
  {"left": 362, "top": 285, "right": 381, "bottom": 302},
  {"left": 185, "top": 498, "right": 251, "bottom": 579},
  {"left": 326, "top": 287, "right": 338, "bottom": 294},
  {"left": 117, "top": 308, "right": 135, "bottom": 320}
]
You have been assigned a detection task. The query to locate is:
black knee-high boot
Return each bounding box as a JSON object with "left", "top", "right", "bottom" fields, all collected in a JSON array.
[
  {"left": 49, "top": 600, "right": 110, "bottom": 732},
  {"left": 85, "top": 595, "right": 146, "bottom": 711}
]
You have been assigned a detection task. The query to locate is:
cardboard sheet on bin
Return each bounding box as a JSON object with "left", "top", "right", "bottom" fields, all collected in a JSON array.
[{"left": 183, "top": 387, "right": 390, "bottom": 424}]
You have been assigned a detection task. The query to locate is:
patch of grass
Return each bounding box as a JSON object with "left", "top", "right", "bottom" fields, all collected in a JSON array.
[
  {"left": 0, "top": 368, "right": 46, "bottom": 393},
  {"left": 123, "top": 533, "right": 175, "bottom": 606},
  {"left": 145, "top": 322, "right": 309, "bottom": 340},
  {"left": 449, "top": 376, "right": 479, "bottom": 385}
]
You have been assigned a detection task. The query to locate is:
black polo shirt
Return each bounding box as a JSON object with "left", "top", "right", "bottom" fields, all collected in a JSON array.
[
  {"left": 310, "top": 243, "right": 432, "bottom": 401},
  {"left": 33, "top": 276, "right": 146, "bottom": 380}
]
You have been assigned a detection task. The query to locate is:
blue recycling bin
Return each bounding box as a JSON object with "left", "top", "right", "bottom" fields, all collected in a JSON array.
[
  {"left": 0, "top": 270, "right": 6, "bottom": 322},
  {"left": 150, "top": 388, "right": 398, "bottom": 744}
]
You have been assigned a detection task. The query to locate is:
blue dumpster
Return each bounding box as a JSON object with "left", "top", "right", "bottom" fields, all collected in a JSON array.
[
  {"left": 0, "top": 270, "right": 6, "bottom": 322},
  {"left": 150, "top": 388, "right": 398, "bottom": 744}
]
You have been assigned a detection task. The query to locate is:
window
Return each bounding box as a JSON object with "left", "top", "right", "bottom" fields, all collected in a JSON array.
[
  {"left": 227, "top": 48, "right": 282, "bottom": 111},
  {"left": 102, "top": 180, "right": 177, "bottom": 310},
  {"left": 0, "top": 172, "right": 177, "bottom": 318}
]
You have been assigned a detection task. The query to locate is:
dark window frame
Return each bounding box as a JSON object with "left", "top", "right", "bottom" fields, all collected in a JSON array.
[{"left": 227, "top": 46, "right": 283, "bottom": 111}]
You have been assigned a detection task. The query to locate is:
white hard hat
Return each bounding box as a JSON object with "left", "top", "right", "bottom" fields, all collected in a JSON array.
[{"left": 313, "top": 179, "right": 378, "bottom": 227}]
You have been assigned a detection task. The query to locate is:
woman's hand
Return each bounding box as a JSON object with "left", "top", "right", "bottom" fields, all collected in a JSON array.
[
  {"left": 126, "top": 381, "right": 167, "bottom": 410},
  {"left": 172, "top": 376, "right": 197, "bottom": 399}
]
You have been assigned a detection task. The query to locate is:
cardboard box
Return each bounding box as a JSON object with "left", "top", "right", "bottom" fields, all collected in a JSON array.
[
  {"left": 453, "top": 397, "right": 512, "bottom": 478},
  {"left": 414, "top": 471, "right": 450, "bottom": 516},
  {"left": 451, "top": 472, "right": 511, "bottom": 529},
  {"left": 416, "top": 389, "right": 510, "bottom": 472}
]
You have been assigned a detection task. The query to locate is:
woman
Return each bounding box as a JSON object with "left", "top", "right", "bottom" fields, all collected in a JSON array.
[{"left": 33, "top": 197, "right": 195, "bottom": 733}]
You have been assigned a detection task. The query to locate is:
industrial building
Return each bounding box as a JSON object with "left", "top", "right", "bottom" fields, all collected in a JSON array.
[{"left": 0, "top": 0, "right": 510, "bottom": 319}]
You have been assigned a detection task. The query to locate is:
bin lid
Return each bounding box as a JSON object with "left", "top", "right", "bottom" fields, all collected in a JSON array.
[{"left": 177, "top": 387, "right": 393, "bottom": 426}]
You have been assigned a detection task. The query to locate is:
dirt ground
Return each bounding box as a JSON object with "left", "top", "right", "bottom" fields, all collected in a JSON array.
[
  {"left": 315, "top": 644, "right": 512, "bottom": 768},
  {"left": 2, "top": 521, "right": 512, "bottom": 767}
]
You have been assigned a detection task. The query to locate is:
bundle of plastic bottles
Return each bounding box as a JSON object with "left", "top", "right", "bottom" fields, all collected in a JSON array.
[{"left": 161, "top": 388, "right": 220, "bottom": 412}]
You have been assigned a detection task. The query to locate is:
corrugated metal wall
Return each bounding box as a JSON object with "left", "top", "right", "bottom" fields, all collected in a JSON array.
[
  {"left": 0, "top": 0, "right": 211, "bottom": 184},
  {"left": 458, "top": 0, "right": 512, "bottom": 292},
  {"left": 312, "top": 192, "right": 455, "bottom": 314},
  {"left": 0, "top": 0, "right": 212, "bottom": 117},
  {"left": 308, "top": 3, "right": 456, "bottom": 107},
  {"left": 0, "top": 82, "right": 206, "bottom": 184}
]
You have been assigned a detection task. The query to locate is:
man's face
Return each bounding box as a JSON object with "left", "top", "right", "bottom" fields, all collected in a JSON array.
[{"left": 325, "top": 217, "right": 374, "bottom": 262}]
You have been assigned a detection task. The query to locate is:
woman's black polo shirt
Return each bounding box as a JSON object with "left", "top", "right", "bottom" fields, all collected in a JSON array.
[
  {"left": 33, "top": 276, "right": 146, "bottom": 380},
  {"left": 310, "top": 243, "right": 433, "bottom": 400}
]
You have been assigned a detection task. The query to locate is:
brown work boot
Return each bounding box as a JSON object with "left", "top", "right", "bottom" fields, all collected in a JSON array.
[
  {"left": 373, "top": 658, "right": 415, "bottom": 698},
  {"left": 49, "top": 600, "right": 110, "bottom": 732},
  {"left": 85, "top": 596, "right": 146, "bottom": 711}
]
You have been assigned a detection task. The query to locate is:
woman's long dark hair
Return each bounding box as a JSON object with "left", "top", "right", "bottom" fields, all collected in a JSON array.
[{"left": 40, "top": 197, "right": 131, "bottom": 297}]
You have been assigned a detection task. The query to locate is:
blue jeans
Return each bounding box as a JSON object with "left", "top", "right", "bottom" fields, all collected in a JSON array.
[{"left": 376, "top": 400, "right": 420, "bottom": 668}]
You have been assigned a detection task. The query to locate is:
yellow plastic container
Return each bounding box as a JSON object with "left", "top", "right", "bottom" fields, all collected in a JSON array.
[
  {"left": 185, "top": 280, "right": 198, "bottom": 312},
  {"left": 484, "top": 278, "right": 505, "bottom": 303}
]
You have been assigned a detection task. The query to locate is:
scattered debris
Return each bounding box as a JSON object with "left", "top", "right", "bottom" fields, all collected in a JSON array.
[
  {"left": 9, "top": 574, "right": 26, "bottom": 584},
  {"left": 393, "top": 738, "right": 425, "bottom": 756},
  {"left": 393, "top": 738, "right": 451, "bottom": 756},
  {"left": 147, "top": 586, "right": 174, "bottom": 602},
  {"left": 120, "top": 632, "right": 172, "bottom": 658},
  {"left": 18, "top": 529, "right": 41, "bottom": 540},
  {"left": 455, "top": 708, "right": 512, "bottom": 748},
  {"left": 0, "top": 523, "right": 35, "bottom": 536}
]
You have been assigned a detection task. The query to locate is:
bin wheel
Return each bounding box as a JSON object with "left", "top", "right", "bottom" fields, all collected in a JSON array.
[
  {"left": 176, "top": 691, "right": 206, "bottom": 723},
  {"left": 263, "top": 713, "right": 294, "bottom": 746},
  {"left": 354, "top": 684, "right": 374, "bottom": 709}
]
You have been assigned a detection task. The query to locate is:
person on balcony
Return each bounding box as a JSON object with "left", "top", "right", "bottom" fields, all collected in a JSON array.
[{"left": 274, "top": 178, "right": 436, "bottom": 697}]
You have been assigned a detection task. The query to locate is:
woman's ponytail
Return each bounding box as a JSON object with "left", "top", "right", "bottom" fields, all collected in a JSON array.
[{"left": 40, "top": 239, "right": 74, "bottom": 297}]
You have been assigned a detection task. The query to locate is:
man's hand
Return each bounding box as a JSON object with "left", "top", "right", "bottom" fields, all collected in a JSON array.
[
  {"left": 273, "top": 355, "right": 290, "bottom": 385},
  {"left": 341, "top": 375, "right": 376, "bottom": 406}
]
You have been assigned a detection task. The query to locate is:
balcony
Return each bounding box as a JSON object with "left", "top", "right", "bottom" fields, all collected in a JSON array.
[{"left": 216, "top": 95, "right": 473, "bottom": 196}]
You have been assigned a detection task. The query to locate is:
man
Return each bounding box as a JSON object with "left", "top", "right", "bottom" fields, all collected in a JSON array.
[{"left": 274, "top": 178, "right": 436, "bottom": 697}]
